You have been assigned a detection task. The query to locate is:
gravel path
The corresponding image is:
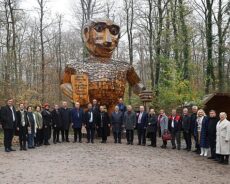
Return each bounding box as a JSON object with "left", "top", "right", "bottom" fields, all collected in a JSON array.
[{"left": 0, "top": 137, "right": 229, "bottom": 184}]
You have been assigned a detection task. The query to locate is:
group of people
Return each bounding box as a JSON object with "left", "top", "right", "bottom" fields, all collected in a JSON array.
[{"left": 0, "top": 98, "right": 229, "bottom": 165}]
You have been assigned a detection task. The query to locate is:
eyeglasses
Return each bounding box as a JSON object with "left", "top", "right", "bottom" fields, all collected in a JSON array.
[{"left": 93, "top": 22, "right": 120, "bottom": 35}]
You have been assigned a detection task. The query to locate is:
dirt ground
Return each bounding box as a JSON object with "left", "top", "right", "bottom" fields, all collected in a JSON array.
[{"left": 0, "top": 136, "right": 229, "bottom": 184}]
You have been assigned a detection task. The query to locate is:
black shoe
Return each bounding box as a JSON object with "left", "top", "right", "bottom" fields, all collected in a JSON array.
[
  {"left": 20, "top": 147, "right": 23, "bottom": 151},
  {"left": 79, "top": 141, "right": 82, "bottom": 143},
  {"left": 66, "top": 140, "right": 70, "bottom": 142},
  {"left": 73, "top": 140, "right": 77, "bottom": 143},
  {"left": 91, "top": 140, "right": 94, "bottom": 144},
  {"left": 137, "top": 143, "right": 141, "bottom": 145},
  {"left": 5, "top": 148, "right": 11, "bottom": 152},
  {"left": 153, "top": 145, "right": 156, "bottom": 147},
  {"left": 53, "top": 141, "right": 57, "bottom": 144},
  {"left": 172, "top": 146, "right": 176, "bottom": 149},
  {"left": 127, "top": 142, "right": 130, "bottom": 145},
  {"left": 130, "top": 142, "right": 133, "bottom": 145},
  {"left": 161, "top": 145, "right": 166, "bottom": 149},
  {"left": 187, "top": 149, "right": 191, "bottom": 152},
  {"left": 9, "top": 148, "right": 16, "bottom": 151},
  {"left": 183, "top": 148, "right": 188, "bottom": 150},
  {"left": 57, "top": 141, "right": 61, "bottom": 143},
  {"left": 148, "top": 144, "right": 153, "bottom": 147},
  {"left": 208, "top": 157, "right": 215, "bottom": 160},
  {"left": 23, "top": 147, "right": 27, "bottom": 151}
]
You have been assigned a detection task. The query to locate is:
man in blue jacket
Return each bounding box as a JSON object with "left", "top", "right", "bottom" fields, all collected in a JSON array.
[
  {"left": 71, "top": 102, "right": 84, "bottom": 143},
  {"left": 136, "top": 106, "right": 148, "bottom": 146}
]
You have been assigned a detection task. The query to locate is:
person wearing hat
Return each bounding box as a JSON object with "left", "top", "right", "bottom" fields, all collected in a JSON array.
[{"left": 42, "top": 103, "right": 52, "bottom": 145}]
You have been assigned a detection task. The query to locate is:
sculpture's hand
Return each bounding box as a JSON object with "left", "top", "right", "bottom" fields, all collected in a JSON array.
[{"left": 60, "top": 83, "right": 73, "bottom": 101}]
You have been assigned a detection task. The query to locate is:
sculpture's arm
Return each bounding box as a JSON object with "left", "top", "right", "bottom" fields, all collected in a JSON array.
[
  {"left": 126, "top": 66, "right": 146, "bottom": 95},
  {"left": 60, "top": 67, "right": 76, "bottom": 100}
]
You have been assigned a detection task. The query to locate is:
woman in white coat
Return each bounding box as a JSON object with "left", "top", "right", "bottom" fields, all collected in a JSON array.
[{"left": 216, "top": 112, "right": 230, "bottom": 165}]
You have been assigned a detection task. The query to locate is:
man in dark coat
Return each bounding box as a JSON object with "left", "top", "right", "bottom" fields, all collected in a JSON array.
[
  {"left": 71, "top": 102, "right": 84, "bottom": 143},
  {"left": 97, "top": 105, "right": 110, "bottom": 143},
  {"left": 52, "top": 105, "right": 62, "bottom": 144},
  {"left": 1, "top": 99, "right": 17, "bottom": 152},
  {"left": 117, "top": 98, "right": 127, "bottom": 115},
  {"left": 190, "top": 106, "right": 199, "bottom": 153},
  {"left": 60, "top": 101, "right": 71, "bottom": 142},
  {"left": 168, "top": 109, "right": 182, "bottom": 150},
  {"left": 181, "top": 108, "right": 191, "bottom": 151},
  {"left": 207, "top": 110, "right": 219, "bottom": 160},
  {"left": 136, "top": 106, "right": 148, "bottom": 146},
  {"left": 42, "top": 103, "right": 52, "bottom": 145},
  {"left": 123, "top": 105, "right": 136, "bottom": 145},
  {"left": 111, "top": 106, "right": 123, "bottom": 143},
  {"left": 16, "top": 103, "right": 29, "bottom": 151},
  {"left": 84, "top": 103, "right": 98, "bottom": 143}
]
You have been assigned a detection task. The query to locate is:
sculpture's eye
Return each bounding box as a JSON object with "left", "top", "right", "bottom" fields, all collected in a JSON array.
[
  {"left": 94, "top": 23, "right": 106, "bottom": 32},
  {"left": 109, "top": 25, "right": 120, "bottom": 35}
]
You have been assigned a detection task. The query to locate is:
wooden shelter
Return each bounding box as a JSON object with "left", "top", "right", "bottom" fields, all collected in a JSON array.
[{"left": 203, "top": 93, "right": 230, "bottom": 120}]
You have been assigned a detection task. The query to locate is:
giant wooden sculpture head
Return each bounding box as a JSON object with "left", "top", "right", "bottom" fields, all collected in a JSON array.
[{"left": 82, "top": 19, "right": 120, "bottom": 58}]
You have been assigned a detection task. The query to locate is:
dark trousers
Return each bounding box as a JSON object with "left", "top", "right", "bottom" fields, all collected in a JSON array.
[
  {"left": 113, "top": 131, "right": 121, "bottom": 143},
  {"left": 171, "top": 130, "right": 181, "bottom": 149},
  {"left": 43, "top": 126, "right": 51, "bottom": 144},
  {"left": 86, "top": 125, "right": 95, "bottom": 142},
  {"left": 149, "top": 131, "right": 157, "bottom": 146},
  {"left": 157, "top": 125, "right": 161, "bottom": 137},
  {"left": 183, "top": 131, "right": 191, "bottom": 149},
  {"left": 73, "top": 128, "right": 82, "bottom": 142},
  {"left": 53, "top": 127, "right": 61, "bottom": 143},
  {"left": 126, "top": 129, "right": 134, "bottom": 144},
  {"left": 36, "top": 129, "right": 43, "bottom": 145},
  {"left": 137, "top": 128, "right": 146, "bottom": 145},
  {"left": 209, "top": 136, "right": 216, "bottom": 158},
  {"left": 100, "top": 127, "right": 107, "bottom": 142},
  {"left": 61, "top": 129, "right": 69, "bottom": 141},
  {"left": 4, "top": 129, "right": 14, "bottom": 149},
  {"left": 19, "top": 127, "right": 27, "bottom": 149}
]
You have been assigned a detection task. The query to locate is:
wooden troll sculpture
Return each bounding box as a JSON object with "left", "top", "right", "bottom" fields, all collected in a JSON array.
[{"left": 61, "top": 19, "right": 145, "bottom": 112}]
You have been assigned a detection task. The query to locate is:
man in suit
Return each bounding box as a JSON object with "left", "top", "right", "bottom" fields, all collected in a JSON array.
[
  {"left": 71, "top": 102, "right": 84, "bottom": 143},
  {"left": 207, "top": 110, "right": 219, "bottom": 160},
  {"left": 123, "top": 105, "right": 136, "bottom": 145},
  {"left": 168, "top": 109, "right": 182, "bottom": 150},
  {"left": 92, "top": 99, "right": 100, "bottom": 114},
  {"left": 52, "top": 104, "right": 62, "bottom": 144},
  {"left": 182, "top": 108, "right": 191, "bottom": 151},
  {"left": 97, "top": 105, "right": 110, "bottom": 143},
  {"left": 1, "top": 98, "right": 17, "bottom": 152},
  {"left": 111, "top": 106, "right": 123, "bottom": 143},
  {"left": 136, "top": 106, "right": 148, "bottom": 146},
  {"left": 190, "top": 106, "right": 199, "bottom": 153},
  {"left": 85, "top": 103, "right": 98, "bottom": 143},
  {"left": 16, "top": 103, "right": 28, "bottom": 151},
  {"left": 117, "top": 98, "right": 127, "bottom": 115},
  {"left": 60, "top": 101, "right": 71, "bottom": 142}
]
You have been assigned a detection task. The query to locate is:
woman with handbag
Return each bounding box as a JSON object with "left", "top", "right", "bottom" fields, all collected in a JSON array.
[
  {"left": 159, "top": 109, "right": 169, "bottom": 149},
  {"left": 147, "top": 109, "right": 158, "bottom": 147}
]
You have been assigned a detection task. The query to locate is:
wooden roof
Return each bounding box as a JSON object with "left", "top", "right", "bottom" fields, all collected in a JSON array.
[{"left": 203, "top": 93, "right": 230, "bottom": 120}]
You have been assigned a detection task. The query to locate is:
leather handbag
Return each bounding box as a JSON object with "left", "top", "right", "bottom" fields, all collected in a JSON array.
[{"left": 162, "top": 131, "right": 172, "bottom": 141}]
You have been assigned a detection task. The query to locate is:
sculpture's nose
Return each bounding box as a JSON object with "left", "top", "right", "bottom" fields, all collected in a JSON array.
[{"left": 104, "top": 29, "right": 112, "bottom": 47}]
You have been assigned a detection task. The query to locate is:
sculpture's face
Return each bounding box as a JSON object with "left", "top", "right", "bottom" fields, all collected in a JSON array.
[{"left": 83, "top": 19, "right": 120, "bottom": 58}]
